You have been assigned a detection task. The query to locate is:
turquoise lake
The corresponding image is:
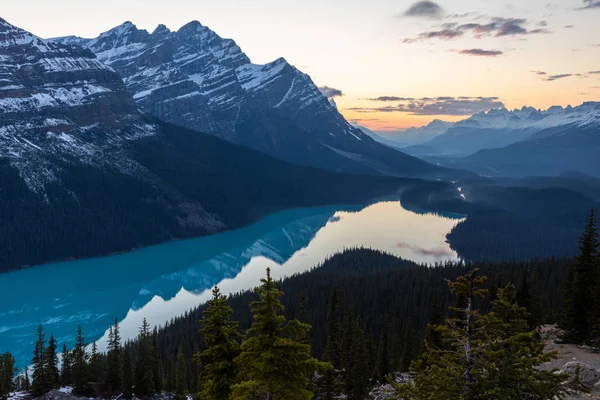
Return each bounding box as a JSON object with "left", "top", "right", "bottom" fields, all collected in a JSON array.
[{"left": 0, "top": 201, "right": 464, "bottom": 368}]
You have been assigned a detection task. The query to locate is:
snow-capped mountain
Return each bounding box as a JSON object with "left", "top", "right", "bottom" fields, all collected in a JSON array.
[
  {"left": 0, "top": 17, "right": 155, "bottom": 194},
  {"left": 404, "top": 103, "right": 600, "bottom": 158},
  {"left": 51, "top": 21, "right": 454, "bottom": 178}
]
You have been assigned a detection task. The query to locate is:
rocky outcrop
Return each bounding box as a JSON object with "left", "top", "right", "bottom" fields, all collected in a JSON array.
[
  {"left": 561, "top": 361, "right": 600, "bottom": 388},
  {"left": 33, "top": 390, "right": 76, "bottom": 400}
]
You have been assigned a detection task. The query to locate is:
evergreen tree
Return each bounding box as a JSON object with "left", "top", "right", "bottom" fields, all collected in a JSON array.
[
  {"left": 394, "top": 270, "right": 566, "bottom": 400},
  {"left": 88, "top": 342, "right": 104, "bottom": 383},
  {"left": 195, "top": 286, "right": 240, "bottom": 400},
  {"left": 105, "top": 320, "right": 122, "bottom": 393},
  {"left": 31, "top": 325, "right": 47, "bottom": 397},
  {"left": 230, "top": 268, "right": 327, "bottom": 400},
  {"left": 174, "top": 346, "right": 187, "bottom": 400},
  {"left": 151, "top": 328, "right": 163, "bottom": 394},
  {"left": 71, "top": 325, "right": 89, "bottom": 395},
  {"left": 44, "top": 335, "right": 60, "bottom": 390},
  {"left": 322, "top": 287, "right": 343, "bottom": 368},
  {"left": 560, "top": 208, "right": 599, "bottom": 343},
  {"left": 60, "top": 345, "right": 72, "bottom": 386},
  {"left": 0, "top": 352, "right": 16, "bottom": 400},
  {"left": 134, "top": 318, "right": 155, "bottom": 396},
  {"left": 346, "top": 317, "right": 370, "bottom": 400},
  {"left": 23, "top": 366, "right": 30, "bottom": 392},
  {"left": 122, "top": 347, "right": 133, "bottom": 400},
  {"left": 400, "top": 329, "right": 417, "bottom": 373},
  {"left": 423, "top": 291, "right": 444, "bottom": 355},
  {"left": 372, "top": 317, "right": 390, "bottom": 383}
]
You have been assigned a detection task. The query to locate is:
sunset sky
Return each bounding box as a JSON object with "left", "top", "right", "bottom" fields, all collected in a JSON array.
[{"left": 3, "top": 0, "right": 599, "bottom": 131}]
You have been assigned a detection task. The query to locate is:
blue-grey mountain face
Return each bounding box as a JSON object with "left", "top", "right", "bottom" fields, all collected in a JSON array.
[
  {"left": 52, "top": 21, "right": 453, "bottom": 179},
  {"left": 416, "top": 102, "right": 600, "bottom": 178},
  {"left": 0, "top": 17, "right": 155, "bottom": 193},
  {"left": 404, "top": 104, "right": 600, "bottom": 159}
]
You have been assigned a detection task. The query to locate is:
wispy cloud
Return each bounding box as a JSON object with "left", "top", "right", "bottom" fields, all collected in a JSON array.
[
  {"left": 402, "top": 1, "right": 445, "bottom": 19},
  {"left": 545, "top": 74, "right": 578, "bottom": 81},
  {"left": 457, "top": 49, "right": 504, "bottom": 57},
  {"left": 531, "top": 70, "right": 600, "bottom": 81},
  {"left": 403, "top": 17, "right": 551, "bottom": 43},
  {"left": 578, "top": 0, "right": 600, "bottom": 9},
  {"left": 565, "top": 25, "right": 575, "bottom": 28},
  {"left": 318, "top": 86, "right": 343, "bottom": 98},
  {"left": 347, "top": 96, "right": 504, "bottom": 116}
]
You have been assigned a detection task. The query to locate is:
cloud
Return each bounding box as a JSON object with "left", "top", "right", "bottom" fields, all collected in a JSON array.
[
  {"left": 319, "top": 86, "right": 343, "bottom": 98},
  {"left": 532, "top": 70, "right": 599, "bottom": 81},
  {"left": 403, "top": 29, "right": 464, "bottom": 43},
  {"left": 402, "top": 1, "right": 445, "bottom": 19},
  {"left": 579, "top": 0, "right": 600, "bottom": 9},
  {"left": 545, "top": 74, "right": 581, "bottom": 81},
  {"left": 458, "top": 48, "right": 504, "bottom": 57},
  {"left": 397, "top": 242, "right": 453, "bottom": 257},
  {"left": 565, "top": 25, "right": 575, "bottom": 28},
  {"left": 346, "top": 96, "right": 505, "bottom": 116},
  {"left": 403, "top": 17, "right": 551, "bottom": 43}
]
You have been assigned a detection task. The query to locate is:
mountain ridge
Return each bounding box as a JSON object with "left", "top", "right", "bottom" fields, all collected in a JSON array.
[{"left": 50, "top": 20, "right": 464, "bottom": 180}]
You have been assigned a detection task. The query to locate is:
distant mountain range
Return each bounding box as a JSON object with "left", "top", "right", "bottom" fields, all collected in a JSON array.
[
  {"left": 364, "top": 103, "right": 600, "bottom": 178},
  {"left": 0, "top": 17, "right": 434, "bottom": 271},
  {"left": 359, "top": 119, "right": 453, "bottom": 148},
  {"left": 50, "top": 21, "right": 461, "bottom": 180}
]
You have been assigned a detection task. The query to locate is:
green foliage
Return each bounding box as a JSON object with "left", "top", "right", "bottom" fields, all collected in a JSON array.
[
  {"left": 31, "top": 325, "right": 47, "bottom": 397},
  {"left": 106, "top": 319, "right": 122, "bottom": 393},
  {"left": 195, "top": 286, "right": 240, "bottom": 400},
  {"left": 560, "top": 208, "right": 599, "bottom": 344},
  {"left": 60, "top": 345, "right": 72, "bottom": 386},
  {"left": 134, "top": 318, "right": 156, "bottom": 396},
  {"left": 394, "top": 271, "right": 566, "bottom": 400},
  {"left": 89, "top": 342, "right": 104, "bottom": 384},
  {"left": 44, "top": 335, "right": 60, "bottom": 391},
  {"left": 122, "top": 347, "right": 133, "bottom": 400},
  {"left": 72, "top": 325, "right": 89, "bottom": 395},
  {"left": 230, "top": 268, "right": 327, "bottom": 400},
  {"left": 174, "top": 346, "right": 187, "bottom": 400},
  {"left": 0, "top": 352, "right": 16, "bottom": 400}
]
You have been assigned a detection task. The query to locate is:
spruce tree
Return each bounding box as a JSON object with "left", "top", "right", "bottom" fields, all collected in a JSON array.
[
  {"left": 230, "top": 268, "right": 327, "bottom": 400},
  {"left": 89, "top": 342, "right": 104, "bottom": 383},
  {"left": 31, "top": 325, "right": 47, "bottom": 397},
  {"left": 174, "top": 346, "right": 187, "bottom": 400},
  {"left": 23, "top": 366, "right": 30, "bottom": 392},
  {"left": 105, "top": 320, "right": 122, "bottom": 393},
  {"left": 71, "top": 325, "right": 89, "bottom": 395},
  {"left": 134, "top": 318, "right": 155, "bottom": 396},
  {"left": 394, "top": 270, "right": 566, "bottom": 400},
  {"left": 423, "top": 291, "right": 444, "bottom": 355},
  {"left": 560, "top": 208, "right": 599, "bottom": 343},
  {"left": 44, "top": 334, "right": 60, "bottom": 390},
  {"left": 60, "top": 345, "right": 72, "bottom": 386},
  {"left": 195, "top": 286, "right": 240, "bottom": 400},
  {"left": 122, "top": 347, "right": 133, "bottom": 400},
  {"left": 322, "top": 287, "right": 343, "bottom": 368},
  {"left": 372, "top": 317, "right": 390, "bottom": 383},
  {"left": 151, "top": 328, "right": 162, "bottom": 394},
  {"left": 0, "top": 352, "right": 16, "bottom": 400}
]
